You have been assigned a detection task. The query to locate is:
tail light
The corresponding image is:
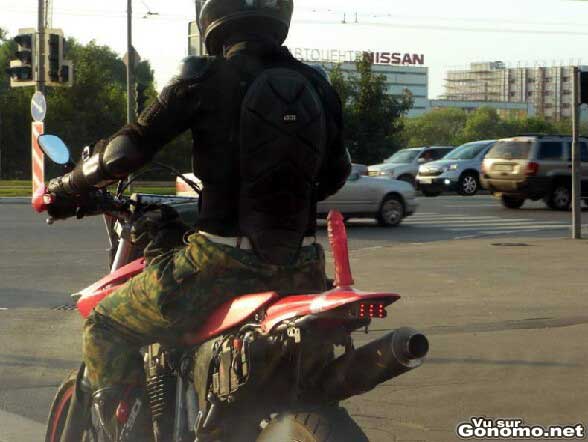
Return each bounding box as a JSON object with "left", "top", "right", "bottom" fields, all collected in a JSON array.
[
  {"left": 525, "top": 162, "right": 539, "bottom": 176},
  {"left": 359, "top": 302, "right": 387, "bottom": 319}
]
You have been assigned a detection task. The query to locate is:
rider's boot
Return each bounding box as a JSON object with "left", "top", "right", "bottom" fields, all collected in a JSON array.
[{"left": 91, "top": 386, "right": 154, "bottom": 442}]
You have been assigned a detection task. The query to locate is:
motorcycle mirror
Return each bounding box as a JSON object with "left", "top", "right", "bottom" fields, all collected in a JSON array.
[{"left": 38, "top": 135, "right": 71, "bottom": 165}]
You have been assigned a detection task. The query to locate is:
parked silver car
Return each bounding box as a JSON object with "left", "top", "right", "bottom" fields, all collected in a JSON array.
[
  {"left": 317, "top": 171, "right": 417, "bottom": 226},
  {"left": 367, "top": 146, "right": 454, "bottom": 185},
  {"left": 177, "top": 171, "right": 416, "bottom": 227},
  {"left": 416, "top": 140, "right": 496, "bottom": 197}
]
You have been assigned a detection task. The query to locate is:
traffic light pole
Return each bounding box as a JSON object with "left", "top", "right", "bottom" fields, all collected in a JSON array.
[
  {"left": 127, "top": 0, "right": 136, "bottom": 125},
  {"left": 572, "top": 67, "right": 582, "bottom": 239},
  {"left": 37, "top": 0, "right": 45, "bottom": 94}
]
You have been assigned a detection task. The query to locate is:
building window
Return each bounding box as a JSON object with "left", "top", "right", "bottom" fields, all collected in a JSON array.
[
  {"left": 563, "top": 77, "right": 571, "bottom": 82},
  {"left": 528, "top": 91, "right": 533, "bottom": 97},
  {"left": 562, "top": 103, "right": 571, "bottom": 108}
]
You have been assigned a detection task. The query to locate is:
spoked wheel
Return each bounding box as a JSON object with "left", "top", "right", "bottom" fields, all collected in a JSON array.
[
  {"left": 46, "top": 370, "right": 79, "bottom": 442},
  {"left": 458, "top": 172, "right": 479, "bottom": 196},
  {"left": 546, "top": 184, "right": 571, "bottom": 210},
  {"left": 377, "top": 195, "right": 404, "bottom": 227},
  {"left": 256, "top": 408, "right": 368, "bottom": 442}
]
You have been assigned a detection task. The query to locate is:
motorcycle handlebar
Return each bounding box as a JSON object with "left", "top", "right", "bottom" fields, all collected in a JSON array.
[{"left": 32, "top": 185, "right": 131, "bottom": 222}]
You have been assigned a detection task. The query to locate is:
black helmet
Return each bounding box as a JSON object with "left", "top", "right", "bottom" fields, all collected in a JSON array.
[{"left": 199, "top": 0, "right": 293, "bottom": 55}]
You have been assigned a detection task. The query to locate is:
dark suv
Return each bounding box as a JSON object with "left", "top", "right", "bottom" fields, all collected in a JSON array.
[{"left": 480, "top": 135, "right": 588, "bottom": 210}]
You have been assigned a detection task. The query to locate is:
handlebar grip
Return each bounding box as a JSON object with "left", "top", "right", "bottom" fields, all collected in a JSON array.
[
  {"left": 31, "top": 185, "right": 53, "bottom": 213},
  {"left": 327, "top": 210, "right": 354, "bottom": 287}
]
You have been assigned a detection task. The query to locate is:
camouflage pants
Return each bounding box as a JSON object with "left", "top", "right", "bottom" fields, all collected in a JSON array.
[{"left": 83, "top": 233, "right": 327, "bottom": 389}]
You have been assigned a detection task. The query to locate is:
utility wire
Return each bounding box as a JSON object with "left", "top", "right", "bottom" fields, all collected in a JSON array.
[{"left": 5, "top": 4, "right": 588, "bottom": 35}]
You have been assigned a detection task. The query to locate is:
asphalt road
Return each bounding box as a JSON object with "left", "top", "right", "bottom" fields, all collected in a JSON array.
[{"left": 1, "top": 195, "right": 587, "bottom": 441}]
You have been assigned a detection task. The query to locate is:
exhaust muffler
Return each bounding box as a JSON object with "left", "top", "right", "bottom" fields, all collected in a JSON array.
[{"left": 320, "top": 327, "right": 429, "bottom": 401}]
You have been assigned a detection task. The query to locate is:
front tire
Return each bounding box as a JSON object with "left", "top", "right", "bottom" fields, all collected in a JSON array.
[
  {"left": 458, "top": 172, "right": 479, "bottom": 196},
  {"left": 46, "top": 370, "right": 78, "bottom": 442},
  {"left": 377, "top": 194, "right": 405, "bottom": 227},
  {"left": 256, "top": 408, "right": 368, "bottom": 442}
]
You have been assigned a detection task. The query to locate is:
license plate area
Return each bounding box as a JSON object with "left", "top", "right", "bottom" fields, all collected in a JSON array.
[
  {"left": 420, "top": 178, "right": 433, "bottom": 184},
  {"left": 493, "top": 164, "right": 514, "bottom": 172}
]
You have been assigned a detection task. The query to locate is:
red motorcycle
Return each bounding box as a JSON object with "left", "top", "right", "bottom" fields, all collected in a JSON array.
[{"left": 35, "top": 135, "right": 429, "bottom": 442}]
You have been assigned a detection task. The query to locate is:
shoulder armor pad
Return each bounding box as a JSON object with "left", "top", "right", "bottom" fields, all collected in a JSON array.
[{"left": 179, "top": 56, "right": 218, "bottom": 80}]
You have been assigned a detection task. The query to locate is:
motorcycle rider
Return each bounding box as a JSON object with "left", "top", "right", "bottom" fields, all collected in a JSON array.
[{"left": 47, "top": 0, "right": 351, "bottom": 440}]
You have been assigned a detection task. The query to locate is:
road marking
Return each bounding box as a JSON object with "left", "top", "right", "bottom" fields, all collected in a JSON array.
[
  {"left": 445, "top": 204, "right": 498, "bottom": 208},
  {"left": 406, "top": 218, "right": 561, "bottom": 225},
  {"left": 404, "top": 207, "right": 577, "bottom": 239},
  {"left": 447, "top": 224, "right": 567, "bottom": 232},
  {"left": 410, "top": 221, "right": 566, "bottom": 228}
]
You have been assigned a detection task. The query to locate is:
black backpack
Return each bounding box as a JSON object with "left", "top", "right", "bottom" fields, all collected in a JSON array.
[{"left": 239, "top": 67, "right": 327, "bottom": 265}]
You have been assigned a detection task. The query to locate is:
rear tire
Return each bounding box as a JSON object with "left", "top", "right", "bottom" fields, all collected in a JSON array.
[
  {"left": 377, "top": 194, "right": 405, "bottom": 227},
  {"left": 546, "top": 184, "right": 571, "bottom": 211},
  {"left": 45, "top": 370, "right": 79, "bottom": 442},
  {"left": 501, "top": 195, "right": 525, "bottom": 209},
  {"left": 256, "top": 408, "right": 368, "bottom": 442}
]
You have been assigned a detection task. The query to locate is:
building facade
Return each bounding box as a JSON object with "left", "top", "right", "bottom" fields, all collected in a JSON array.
[
  {"left": 444, "top": 62, "right": 579, "bottom": 120},
  {"left": 319, "top": 61, "right": 429, "bottom": 117}
]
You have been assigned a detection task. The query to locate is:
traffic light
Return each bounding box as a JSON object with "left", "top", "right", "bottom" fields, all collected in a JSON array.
[
  {"left": 46, "top": 32, "right": 60, "bottom": 82},
  {"left": 580, "top": 71, "right": 588, "bottom": 105},
  {"left": 136, "top": 83, "right": 148, "bottom": 116},
  {"left": 45, "top": 29, "right": 73, "bottom": 87},
  {"left": 6, "top": 29, "right": 36, "bottom": 87}
]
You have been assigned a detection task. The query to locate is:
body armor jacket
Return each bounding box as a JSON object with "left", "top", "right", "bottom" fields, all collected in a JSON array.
[{"left": 58, "top": 41, "right": 350, "bottom": 262}]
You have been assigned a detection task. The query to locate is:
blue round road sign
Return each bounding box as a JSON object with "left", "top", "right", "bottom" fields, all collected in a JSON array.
[{"left": 31, "top": 91, "right": 46, "bottom": 122}]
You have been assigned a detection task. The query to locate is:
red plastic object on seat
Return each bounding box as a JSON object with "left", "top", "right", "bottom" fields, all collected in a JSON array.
[
  {"left": 183, "top": 292, "right": 280, "bottom": 346},
  {"left": 327, "top": 210, "right": 354, "bottom": 287}
]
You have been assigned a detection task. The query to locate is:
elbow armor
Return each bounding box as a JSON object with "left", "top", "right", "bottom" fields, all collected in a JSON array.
[{"left": 58, "top": 135, "right": 150, "bottom": 194}]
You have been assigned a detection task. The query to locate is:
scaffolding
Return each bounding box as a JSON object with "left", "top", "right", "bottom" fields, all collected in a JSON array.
[{"left": 442, "top": 62, "right": 578, "bottom": 120}]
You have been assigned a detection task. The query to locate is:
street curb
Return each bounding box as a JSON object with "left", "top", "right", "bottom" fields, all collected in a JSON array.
[
  {"left": 0, "top": 197, "right": 29, "bottom": 204},
  {"left": 0, "top": 409, "right": 45, "bottom": 442}
]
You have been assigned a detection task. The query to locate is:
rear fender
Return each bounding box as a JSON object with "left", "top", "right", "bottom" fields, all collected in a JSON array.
[{"left": 260, "top": 287, "right": 400, "bottom": 333}]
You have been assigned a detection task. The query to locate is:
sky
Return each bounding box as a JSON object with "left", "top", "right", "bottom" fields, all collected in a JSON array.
[{"left": 3, "top": 0, "right": 588, "bottom": 97}]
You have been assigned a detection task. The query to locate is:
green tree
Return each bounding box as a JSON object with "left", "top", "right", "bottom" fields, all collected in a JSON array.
[
  {"left": 329, "top": 54, "right": 413, "bottom": 165},
  {"left": 402, "top": 108, "right": 468, "bottom": 147},
  {"left": 0, "top": 33, "right": 192, "bottom": 179},
  {"left": 459, "top": 107, "right": 512, "bottom": 143}
]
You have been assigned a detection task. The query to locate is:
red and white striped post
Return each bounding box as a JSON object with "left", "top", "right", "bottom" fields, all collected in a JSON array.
[{"left": 31, "top": 121, "right": 44, "bottom": 195}]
